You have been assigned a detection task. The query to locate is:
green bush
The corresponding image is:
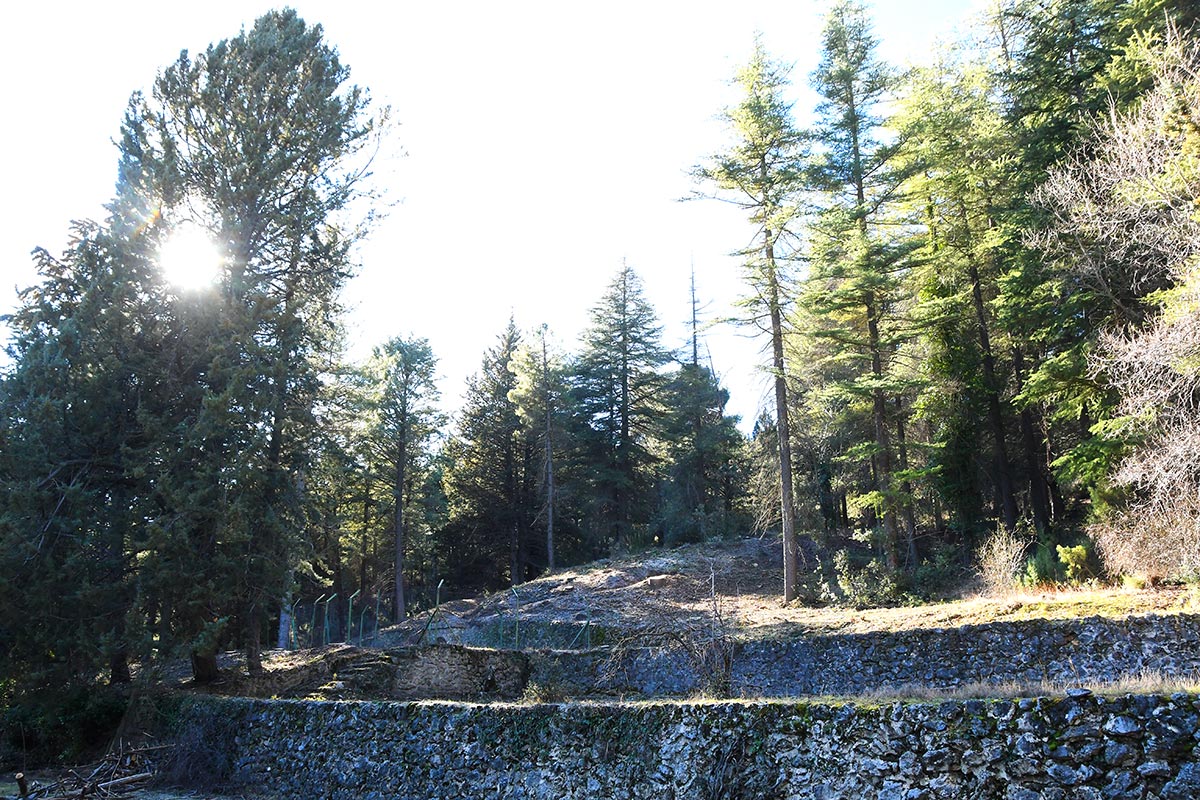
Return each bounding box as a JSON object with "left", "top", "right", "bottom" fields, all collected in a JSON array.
[
  {"left": 2, "top": 683, "right": 129, "bottom": 768},
  {"left": 905, "top": 544, "right": 961, "bottom": 600},
  {"left": 833, "top": 550, "right": 901, "bottom": 608},
  {"left": 1022, "top": 536, "right": 1061, "bottom": 587},
  {"left": 1056, "top": 544, "right": 1091, "bottom": 584}
]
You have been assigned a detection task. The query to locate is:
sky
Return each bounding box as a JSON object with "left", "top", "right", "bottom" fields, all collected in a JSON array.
[{"left": 0, "top": 0, "right": 984, "bottom": 430}]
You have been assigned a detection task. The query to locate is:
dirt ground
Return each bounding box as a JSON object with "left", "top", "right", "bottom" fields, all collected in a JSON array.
[
  {"left": 147, "top": 536, "right": 1197, "bottom": 701},
  {"left": 382, "top": 535, "right": 1199, "bottom": 646}
]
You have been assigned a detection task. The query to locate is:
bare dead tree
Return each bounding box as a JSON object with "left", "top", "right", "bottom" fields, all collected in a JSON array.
[{"left": 1035, "top": 28, "right": 1200, "bottom": 577}]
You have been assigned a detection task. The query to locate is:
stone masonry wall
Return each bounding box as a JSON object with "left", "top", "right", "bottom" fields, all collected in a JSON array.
[
  {"left": 730, "top": 614, "right": 1200, "bottom": 697},
  {"left": 292, "top": 614, "right": 1200, "bottom": 702},
  {"left": 523, "top": 613, "right": 1200, "bottom": 699},
  {"left": 167, "top": 691, "right": 1200, "bottom": 799}
]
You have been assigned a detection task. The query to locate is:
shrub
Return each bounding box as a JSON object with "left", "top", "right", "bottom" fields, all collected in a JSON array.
[
  {"left": 976, "top": 525, "right": 1031, "bottom": 595},
  {"left": 1057, "top": 543, "right": 1092, "bottom": 584},
  {"left": 906, "top": 543, "right": 961, "bottom": 600},
  {"left": 1023, "top": 541, "right": 1060, "bottom": 587},
  {"left": 833, "top": 550, "right": 900, "bottom": 608},
  {"left": 2, "top": 683, "right": 129, "bottom": 768}
]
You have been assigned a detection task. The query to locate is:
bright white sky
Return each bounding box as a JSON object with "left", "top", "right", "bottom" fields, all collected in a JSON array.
[{"left": 1, "top": 0, "right": 982, "bottom": 430}]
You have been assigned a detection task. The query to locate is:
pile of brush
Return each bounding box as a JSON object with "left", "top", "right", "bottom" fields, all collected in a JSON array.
[{"left": 9, "top": 742, "right": 166, "bottom": 800}]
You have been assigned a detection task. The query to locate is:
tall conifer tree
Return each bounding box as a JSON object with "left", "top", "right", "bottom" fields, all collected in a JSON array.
[
  {"left": 802, "top": 0, "right": 912, "bottom": 568},
  {"left": 572, "top": 264, "right": 668, "bottom": 550},
  {"left": 695, "top": 41, "right": 806, "bottom": 600}
]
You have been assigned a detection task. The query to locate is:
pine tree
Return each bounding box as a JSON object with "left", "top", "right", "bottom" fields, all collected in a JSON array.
[
  {"left": 896, "top": 59, "right": 1029, "bottom": 537},
  {"left": 695, "top": 41, "right": 806, "bottom": 600},
  {"left": 658, "top": 362, "right": 749, "bottom": 544},
  {"left": 571, "top": 264, "right": 668, "bottom": 551},
  {"left": 509, "top": 325, "right": 571, "bottom": 572},
  {"left": 367, "top": 337, "right": 441, "bottom": 619},
  {"left": 443, "top": 321, "right": 539, "bottom": 587},
  {"left": 0, "top": 222, "right": 162, "bottom": 694},
  {"left": 116, "top": 9, "right": 383, "bottom": 674},
  {"left": 801, "top": 0, "right": 915, "bottom": 569}
]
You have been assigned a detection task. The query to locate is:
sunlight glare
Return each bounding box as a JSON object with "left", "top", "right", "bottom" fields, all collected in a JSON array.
[{"left": 159, "top": 222, "right": 222, "bottom": 290}]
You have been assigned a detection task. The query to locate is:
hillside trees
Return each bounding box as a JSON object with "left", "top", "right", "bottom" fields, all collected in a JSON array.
[
  {"left": 696, "top": 40, "right": 806, "bottom": 600},
  {"left": 443, "top": 322, "right": 540, "bottom": 591},
  {"left": 367, "top": 337, "right": 441, "bottom": 619},
  {"left": 658, "top": 360, "right": 749, "bottom": 544},
  {"left": 894, "top": 59, "right": 1031, "bottom": 540},
  {"left": 1035, "top": 32, "right": 1200, "bottom": 577},
  {"left": 981, "top": 0, "right": 1184, "bottom": 533},
  {"left": 0, "top": 222, "right": 164, "bottom": 696},
  {"left": 0, "top": 9, "right": 386, "bottom": 687},
  {"left": 571, "top": 264, "right": 671, "bottom": 551}
]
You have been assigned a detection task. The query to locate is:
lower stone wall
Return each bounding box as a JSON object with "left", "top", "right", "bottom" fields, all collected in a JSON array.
[{"left": 166, "top": 692, "right": 1200, "bottom": 799}]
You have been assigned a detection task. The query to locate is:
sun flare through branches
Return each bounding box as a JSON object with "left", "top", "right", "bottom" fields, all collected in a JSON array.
[{"left": 158, "top": 221, "right": 222, "bottom": 290}]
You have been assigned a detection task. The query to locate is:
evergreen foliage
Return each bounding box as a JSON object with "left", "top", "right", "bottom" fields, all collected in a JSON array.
[
  {"left": 4, "top": 0, "right": 1200, "bottom": 767},
  {"left": 570, "top": 264, "right": 670, "bottom": 551}
]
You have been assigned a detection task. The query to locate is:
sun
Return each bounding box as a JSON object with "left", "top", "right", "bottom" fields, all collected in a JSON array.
[{"left": 159, "top": 222, "right": 222, "bottom": 290}]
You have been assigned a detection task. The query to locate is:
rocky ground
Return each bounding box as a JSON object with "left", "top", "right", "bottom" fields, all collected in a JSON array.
[
  {"left": 381, "top": 535, "right": 1200, "bottom": 647},
  {"left": 135, "top": 536, "right": 1199, "bottom": 705}
]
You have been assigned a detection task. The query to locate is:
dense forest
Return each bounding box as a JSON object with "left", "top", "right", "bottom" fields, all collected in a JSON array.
[{"left": 3, "top": 0, "right": 1200, "bottom": 761}]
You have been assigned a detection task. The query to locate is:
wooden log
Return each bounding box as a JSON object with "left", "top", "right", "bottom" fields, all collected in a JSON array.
[{"left": 97, "top": 771, "right": 152, "bottom": 790}]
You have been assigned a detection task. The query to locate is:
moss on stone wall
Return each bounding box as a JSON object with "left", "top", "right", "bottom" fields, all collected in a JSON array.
[{"left": 160, "top": 691, "right": 1200, "bottom": 799}]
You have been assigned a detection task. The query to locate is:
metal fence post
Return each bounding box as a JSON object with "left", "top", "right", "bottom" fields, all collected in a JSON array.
[
  {"left": 322, "top": 593, "right": 337, "bottom": 646},
  {"left": 310, "top": 593, "right": 327, "bottom": 648},
  {"left": 347, "top": 589, "right": 361, "bottom": 645}
]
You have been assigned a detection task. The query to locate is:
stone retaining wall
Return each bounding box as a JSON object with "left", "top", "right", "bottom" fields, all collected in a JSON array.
[
  {"left": 730, "top": 613, "right": 1200, "bottom": 697},
  {"left": 302, "top": 614, "right": 1200, "bottom": 702},
  {"left": 165, "top": 691, "right": 1200, "bottom": 799},
  {"left": 528, "top": 613, "right": 1200, "bottom": 699}
]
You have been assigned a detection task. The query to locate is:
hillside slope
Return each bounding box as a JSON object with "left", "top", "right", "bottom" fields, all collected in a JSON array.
[{"left": 382, "top": 536, "right": 1199, "bottom": 648}]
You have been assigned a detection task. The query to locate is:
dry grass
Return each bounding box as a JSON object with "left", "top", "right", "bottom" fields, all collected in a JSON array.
[
  {"left": 485, "top": 669, "right": 1200, "bottom": 709},
  {"left": 389, "top": 537, "right": 1200, "bottom": 647},
  {"left": 818, "top": 669, "right": 1200, "bottom": 705}
]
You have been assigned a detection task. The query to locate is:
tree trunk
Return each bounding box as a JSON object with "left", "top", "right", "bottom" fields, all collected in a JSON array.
[
  {"left": 765, "top": 229, "right": 798, "bottom": 602},
  {"left": 865, "top": 292, "right": 899, "bottom": 571},
  {"left": 542, "top": 330, "right": 556, "bottom": 572},
  {"left": 895, "top": 397, "right": 918, "bottom": 569},
  {"left": 190, "top": 651, "right": 220, "bottom": 684},
  {"left": 394, "top": 420, "right": 409, "bottom": 620},
  {"left": 331, "top": 515, "right": 346, "bottom": 641},
  {"left": 1012, "top": 347, "right": 1053, "bottom": 533},
  {"left": 964, "top": 224, "right": 1019, "bottom": 534},
  {"left": 109, "top": 653, "right": 132, "bottom": 685},
  {"left": 848, "top": 74, "right": 898, "bottom": 570},
  {"left": 246, "top": 602, "right": 263, "bottom": 677}
]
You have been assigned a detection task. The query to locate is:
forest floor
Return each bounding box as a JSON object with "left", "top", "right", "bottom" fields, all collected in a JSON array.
[
  {"left": 12, "top": 536, "right": 1198, "bottom": 800},
  {"left": 147, "top": 535, "right": 1199, "bottom": 701},
  {"left": 381, "top": 535, "right": 1200, "bottom": 647}
]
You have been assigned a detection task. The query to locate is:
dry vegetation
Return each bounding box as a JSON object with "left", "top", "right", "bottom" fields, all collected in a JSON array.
[
  {"left": 1036, "top": 30, "right": 1200, "bottom": 581},
  {"left": 388, "top": 536, "right": 1200, "bottom": 645}
]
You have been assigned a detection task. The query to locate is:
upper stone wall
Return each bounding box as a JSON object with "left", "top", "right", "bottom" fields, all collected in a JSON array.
[
  {"left": 535, "top": 612, "right": 1200, "bottom": 699},
  {"left": 229, "top": 613, "right": 1200, "bottom": 702},
  {"left": 732, "top": 613, "right": 1200, "bottom": 697}
]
